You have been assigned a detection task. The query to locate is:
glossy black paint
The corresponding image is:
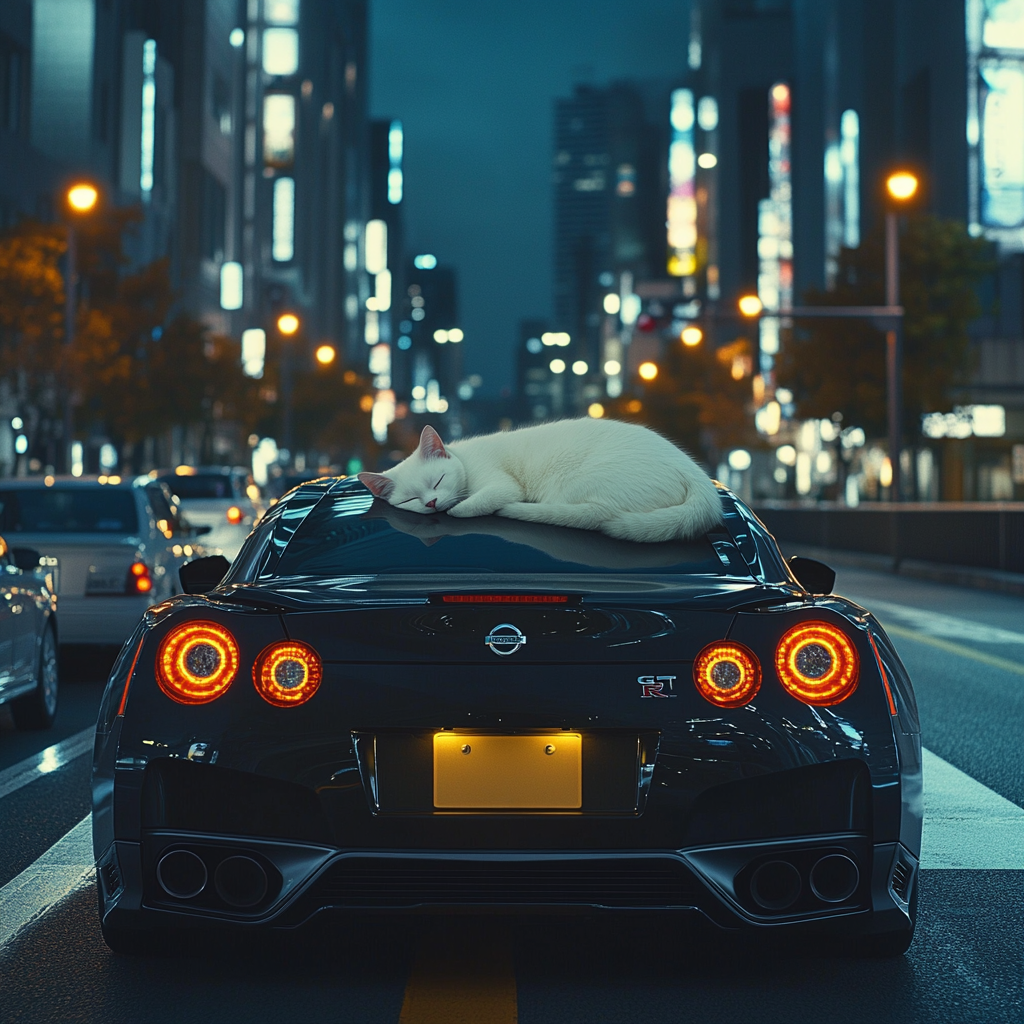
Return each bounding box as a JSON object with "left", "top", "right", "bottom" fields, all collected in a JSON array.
[{"left": 92, "top": 480, "right": 922, "bottom": 950}]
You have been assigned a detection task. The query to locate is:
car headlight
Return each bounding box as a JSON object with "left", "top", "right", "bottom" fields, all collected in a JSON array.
[
  {"left": 253, "top": 641, "right": 323, "bottom": 707},
  {"left": 693, "top": 641, "right": 762, "bottom": 708},
  {"left": 157, "top": 622, "right": 240, "bottom": 704},
  {"left": 775, "top": 621, "right": 859, "bottom": 705}
]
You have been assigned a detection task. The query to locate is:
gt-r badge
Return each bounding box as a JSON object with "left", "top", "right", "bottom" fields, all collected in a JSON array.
[
  {"left": 485, "top": 623, "right": 527, "bottom": 656},
  {"left": 639, "top": 674, "right": 677, "bottom": 698}
]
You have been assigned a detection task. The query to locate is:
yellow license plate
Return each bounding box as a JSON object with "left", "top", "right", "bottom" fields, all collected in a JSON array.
[{"left": 433, "top": 733, "right": 582, "bottom": 809}]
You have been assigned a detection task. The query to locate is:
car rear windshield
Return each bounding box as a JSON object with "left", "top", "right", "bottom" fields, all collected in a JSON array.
[
  {"left": 0, "top": 488, "right": 139, "bottom": 533},
  {"left": 160, "top": 474, "right": 236, "bottom": 500},
  {"left": 269, "top": 481, "right": 740, "bottom": 578}
]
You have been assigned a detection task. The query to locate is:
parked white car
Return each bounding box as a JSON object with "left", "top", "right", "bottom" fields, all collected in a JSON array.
[
  {"left": 156, "top": 466, "right": 263, "bottom": 561},
  {"left": 0, "top": 476, "right": 207, "bottom": 647}
]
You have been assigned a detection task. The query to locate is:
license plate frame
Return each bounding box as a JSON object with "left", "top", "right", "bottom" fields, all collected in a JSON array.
[{"left": 433, "top": 733, "right": 582, "bottom": 809}]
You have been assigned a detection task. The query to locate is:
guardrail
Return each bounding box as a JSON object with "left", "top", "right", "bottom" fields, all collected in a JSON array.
[{"left": 751, "top": 502, "right": 1024, "bottom": 576}]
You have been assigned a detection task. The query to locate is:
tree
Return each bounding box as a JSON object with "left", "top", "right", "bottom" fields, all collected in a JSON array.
[
  {"left": 775, "top": 215, "right": 995, "bottom": 439},
  {"left": 606, "top": 333, "right": 757, "bottom": 465}
]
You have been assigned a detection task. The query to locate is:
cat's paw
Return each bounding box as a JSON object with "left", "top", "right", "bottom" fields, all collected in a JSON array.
[{"left": 445, "top": 501, "right": 477, "bottom": 518}]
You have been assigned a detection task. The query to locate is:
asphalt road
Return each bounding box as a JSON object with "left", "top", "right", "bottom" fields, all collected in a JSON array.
[{"left": 0, "top": 569, "right": 1021, "bottom": 1024}]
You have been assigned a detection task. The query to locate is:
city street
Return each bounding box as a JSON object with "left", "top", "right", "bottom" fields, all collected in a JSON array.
[{"left": 1, "top": 562, "right": 1021, "bottom": 1024}]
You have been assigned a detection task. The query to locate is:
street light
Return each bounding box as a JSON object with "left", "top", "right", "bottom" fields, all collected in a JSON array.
[
  {"left": 738, "top": 294, "right": 763, "bottom": 317},
  {"left": 315, "top": 344, "right": 336, "bottom": 365},
  {"left": 275, "top": 313, "right": 301, "bottom": 457},
  {"left": 638, "top": 361, "right": 658, "bottom": 381},
  {"left": 681, "top": 325, "right": 703, "bottom": 347},
  {"left": 277, "top": 312, "right": 300, "bottom": 335},
  {"left": 62, "top": 182, "right": 100, "bottom": 473},
  {"left": 883, "top": 169, "right": 919, "bottom": 501}
]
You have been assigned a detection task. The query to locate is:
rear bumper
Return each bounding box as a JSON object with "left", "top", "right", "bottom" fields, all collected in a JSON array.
[
  {"left": 58, "top": 596, "right": 151, "bottom": 645},
  {"left": 96, "top": 833, "right": 916, "bottom": 941}
]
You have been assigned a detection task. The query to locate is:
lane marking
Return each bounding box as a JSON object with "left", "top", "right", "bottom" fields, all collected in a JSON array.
[
  {"left": 0, "top": 813, "right": 94, "bottom": 950},
  {"left": 399, "top": 919, "right": 517, "bottom": 1024},
  {"left": 883, "top": 624, "right": 1024, "bottom": 678},
  {"left": 921, "top": 749, "right": 1024, "bottom": 869},
  {"left": 846, "top": 595, "right": 1024, "bottom": 647},
  {"left": 0, "top": 727, "right": 94, "bottom": 802}
]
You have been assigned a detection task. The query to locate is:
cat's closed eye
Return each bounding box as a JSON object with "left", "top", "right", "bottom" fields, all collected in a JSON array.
[{"left": 433, "top": 474, "right": 445, "bottom": 489}]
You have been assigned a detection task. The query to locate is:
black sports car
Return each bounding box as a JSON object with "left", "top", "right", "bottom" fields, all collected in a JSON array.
[{"left": 92, "top": 477, "right": 922, "bottom": 955}]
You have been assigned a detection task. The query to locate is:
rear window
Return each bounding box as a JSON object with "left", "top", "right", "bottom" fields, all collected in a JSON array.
[
  {"left": 0, "top": 488, "right": 139, "bottom": 533},
  {"left": 270, "top": 480, "right": 738, "bottom": 578},
  {"left": 159, "top": 474, "right": 236, "bottom": 500}
]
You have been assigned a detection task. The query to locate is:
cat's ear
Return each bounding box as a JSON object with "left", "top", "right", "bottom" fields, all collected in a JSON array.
[
  {"left": 357, "top": 472, "right": 395, "bottom": 499},
  {"left": 418, "top": 424, "right": 449, "bottom": 460}
]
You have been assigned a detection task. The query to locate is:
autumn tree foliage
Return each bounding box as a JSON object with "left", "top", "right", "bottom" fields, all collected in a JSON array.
[{"left": 775, "top": 214, "right": 995, "bottom": 439}]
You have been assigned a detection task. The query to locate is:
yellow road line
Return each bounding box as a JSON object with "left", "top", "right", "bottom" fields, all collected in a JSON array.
[
  {"left": 399, "top": 919, "right": 517, "bottom": 1024},
  {"left": 884, "top": 623, "right": 1024, "bottom": 677}
]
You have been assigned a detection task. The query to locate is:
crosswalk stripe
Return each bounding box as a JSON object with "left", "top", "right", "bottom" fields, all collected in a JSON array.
[
  {"left": 0, "top": 728, "right": 94, "bottom": 801},
  {"left": 0, "top": 813, "right": 94, "bottom": 949},
  {"left": 920, "top": 749, "right": 1024, "bottom": 869}
]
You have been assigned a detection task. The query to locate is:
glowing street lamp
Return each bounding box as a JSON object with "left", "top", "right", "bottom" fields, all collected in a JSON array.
[
  {"left": 277, "top": 312, "right": 300, "bottom": 335},
  {"left": 882, "top": 169, "right": 919, "bottom": 501},
  {"left": 61, "top": 182, "right": 100, "bottom": 473},
  {"left": 638, "top": 361, "right": 659, "bottom": 382},
  {"left": 681, "top": 325, "right": 703, "bottom": 347},
  {"left": 315, "top": 344, "right": 336, "bottom": 365},
  {"left": 738, "top": 294, "right": 763, "bottom": 318}
]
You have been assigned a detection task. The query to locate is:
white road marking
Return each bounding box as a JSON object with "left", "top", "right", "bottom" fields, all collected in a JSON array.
[
  {"left": 1, "top": 748, "right": 1021, "bottom": 950},
  {"left": 846, "top": 595, "right": 1024, "bottom": 646},
  {"left": 0, "top": 728, "right": 94, "bottom": 801},
  {"left": 0, "top": 813, "right": 94, "bottom": 949},
  {"left": 921, "top": 748, "right": 1024, "bottom": 869}
]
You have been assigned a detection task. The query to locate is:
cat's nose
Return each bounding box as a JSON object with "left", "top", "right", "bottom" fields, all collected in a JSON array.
[{"left": 426, "top": 498, "right": 437, "bottom": 509}]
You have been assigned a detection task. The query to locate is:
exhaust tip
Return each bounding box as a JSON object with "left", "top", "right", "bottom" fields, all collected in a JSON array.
[
  {"left": 214, "top": 855, "right": 269, "bottom": 908},
  {"left": 749, "top": 859, "right": 802, "bottom": 911},
  {"left": 810, "top": 853, "right": 859, "bottom": 903},
  {"left": 157, "top": 849, "right": 208, "bottom": 900}
]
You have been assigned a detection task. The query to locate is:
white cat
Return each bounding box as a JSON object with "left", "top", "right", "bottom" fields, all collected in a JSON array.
[{"left": 358, "top": 419, "right": 723, "bottom": 542}]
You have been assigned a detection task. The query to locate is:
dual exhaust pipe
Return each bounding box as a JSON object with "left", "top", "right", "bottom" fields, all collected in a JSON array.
[
  {"left": 156, "top": 849, "right": 270, "bottom": 909},
  {"left": 749, "top": 852, "right": 859, "bottom": 912}
]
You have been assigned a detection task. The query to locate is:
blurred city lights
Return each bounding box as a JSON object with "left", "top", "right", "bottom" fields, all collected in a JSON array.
[
  {"left": 413, "top": 254, "right": 437, "bottom": 269},
  {"left": 588, "top": 403, "right": 605, "bottom": 418},
  {"left": 879, "top": 457, "right": 894, "bottom": 488},
  {"left": 738, "top": 294, "right": 763, "bottom": 317},
  {"left": 886, "top": 170, "right": 919, "bottom": 202},
  {"left": 681, "top": 325, "right": 703, "bottom": 346},
  {"left": 272, "top": 177, "right": 295, "bottom": 260},
  {"left": 67, "top": 183, "right": 98, "bottom": 212},
  {"left": 241, "top": 329, "right": 266, "bottom": 378},
  {"left": 448, "top": 327, "right": 464, "bottom": 342},
  {"left": 727, "top": 449, "right": 752, "bottom": 471},
  {"left": 315, "top": 344, "right": 336, "bottom": 365},
  {"left": 365, "top": 220, "right": 387, "bottom": 275},
  {"left": 776, "top": 445, "right": 797, "bottom": 466},
  {"left": 603, "top": 359, "right": 621, "bottom": 375},
  {"left": 549, "top": 359, "right": 566, "bottom": 374},
  {"left": 697, "top": 95, "right": 719, "bottom": 131},
  {"left": 434, "top": 329, "right": 448, "bottom": 343},
  {"left": 638, "top": 361, "right": 658, "bottom": 381},
  {"left": 263, "top": 28, "right": 299, "bottom": 76},
  {"left": 220, "top": 262, "right": 243, "bottom": 310},
  {"left": 571, "top": 360, "right": 588, "bottom": 375},
  {"left": 603, "top": 293, "right": 621, "bottom": 315},
  {"left": 277, "top": 313, "right": 300, "bottom": 334},
  {"left": 229, "top": 27, "right": 245, "bottom": 47},
  {"left": 696, "top": 153, "right": 718, "bottom": 169},
  {"left": 541, "top": 332, "right": 570, "bottom": 347}
]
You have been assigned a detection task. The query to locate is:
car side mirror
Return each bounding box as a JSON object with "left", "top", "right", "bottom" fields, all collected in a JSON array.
[
  {"left": 788, "top": 555, "right": 836, "bottom": 595},
  {"left": 179, "top": 555, "right": 231, "bottom": 595},
  {"left": 10, "top": 547, "right": 41, "bottom": 572}
]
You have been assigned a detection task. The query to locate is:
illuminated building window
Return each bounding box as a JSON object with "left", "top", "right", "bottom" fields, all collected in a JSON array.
[
  {"left": 667, "top": 89, "right": 697, "bottom": 277},
  {"left": 272, "top": 177, "right": 295, "bottom": 261},
  {"left": 388, "top": 120, "right": 403, "bottom": 203},
  {"left": 140, "top": 40, "right": 157, "bottom": 199},
  {"left": 241, "top": 328, "right": 266, "bottom": 378},
  {"left": 263, "top": 93, "right": 295, "bottom": 167},
  {"left": 263, "top": 28, "right": 298, "bottom": 76},
  {"left": 365, "top": 220, "right": 387, "bottom": 275},
  {"left": 265, "top": 0, "right": 299, "bottom": 25},
  {"left": 968, "top": 0, "right": 1024, "bottom": 244},
  {"left": 220, "top": 262, "right": 243, "bottom": 310}
]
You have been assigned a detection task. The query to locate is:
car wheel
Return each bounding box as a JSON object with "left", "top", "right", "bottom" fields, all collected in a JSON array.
[{"left": 11, "top": 625, "right": 58, "bottom": 731}]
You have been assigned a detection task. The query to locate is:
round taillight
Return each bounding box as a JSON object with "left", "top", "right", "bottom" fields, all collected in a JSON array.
[
  {"left": 253, "top": 641, "right": 322, "bottom": 707},
  {"left": 157, "top": 622, "right": 239, "bottom": 704},
  {"left": 693, "top": 641, "right": 762, "bottom": 708},
  {"left": 776, "top": 621, "right": 859, "bottom": 705},
  {"left": 226, "top": 505, "right": 243, "bottom": 525}
]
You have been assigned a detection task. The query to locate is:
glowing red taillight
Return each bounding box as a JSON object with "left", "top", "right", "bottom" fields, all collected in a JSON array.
[
  {"left": 226, "top": 505, "right": 243, "bottom": 525},
  {"left": 128, "top": 561, "right": 153, "bottom": 594},
  {"left": 775, "top": 621, "right": 859, "bottom": 706},
  {"left": 693, "top": 641, "right": 762, "bottom": 708},
  {"left": 253, "top": 641, "right": 322, "bottom": 707},
  {"left": 157, "top": 622, "right": 240, "bottom": 704}
]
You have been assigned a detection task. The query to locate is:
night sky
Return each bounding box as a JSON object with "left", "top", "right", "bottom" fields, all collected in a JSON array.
[{"left": 370, "top": 0, "right": 693, "bottom": 397}]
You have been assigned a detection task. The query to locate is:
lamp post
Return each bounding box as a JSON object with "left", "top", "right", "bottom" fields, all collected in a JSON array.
[
  {"left": 276, "top": 312, "right": 301, "bottom": 459},
  {"left": 883, "top": 171, "right": 918, "bottom": 502},
  {"left": 62, "top": 183, "right": 99, "bottom": 473}
]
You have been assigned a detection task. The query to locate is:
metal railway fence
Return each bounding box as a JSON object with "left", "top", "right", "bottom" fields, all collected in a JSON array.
[{"left": 751, "top": 502, "right": 1024, "bottom": 576}]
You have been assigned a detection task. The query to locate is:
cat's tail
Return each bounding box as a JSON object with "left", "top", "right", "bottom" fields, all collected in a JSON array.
[{"left": 602, "top": 482, "right": 724, "bottom": 543}]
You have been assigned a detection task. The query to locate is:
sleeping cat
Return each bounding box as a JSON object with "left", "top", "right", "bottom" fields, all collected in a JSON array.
[{"left": 358, "top": 418, "right": 722, "bottom": 543}]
